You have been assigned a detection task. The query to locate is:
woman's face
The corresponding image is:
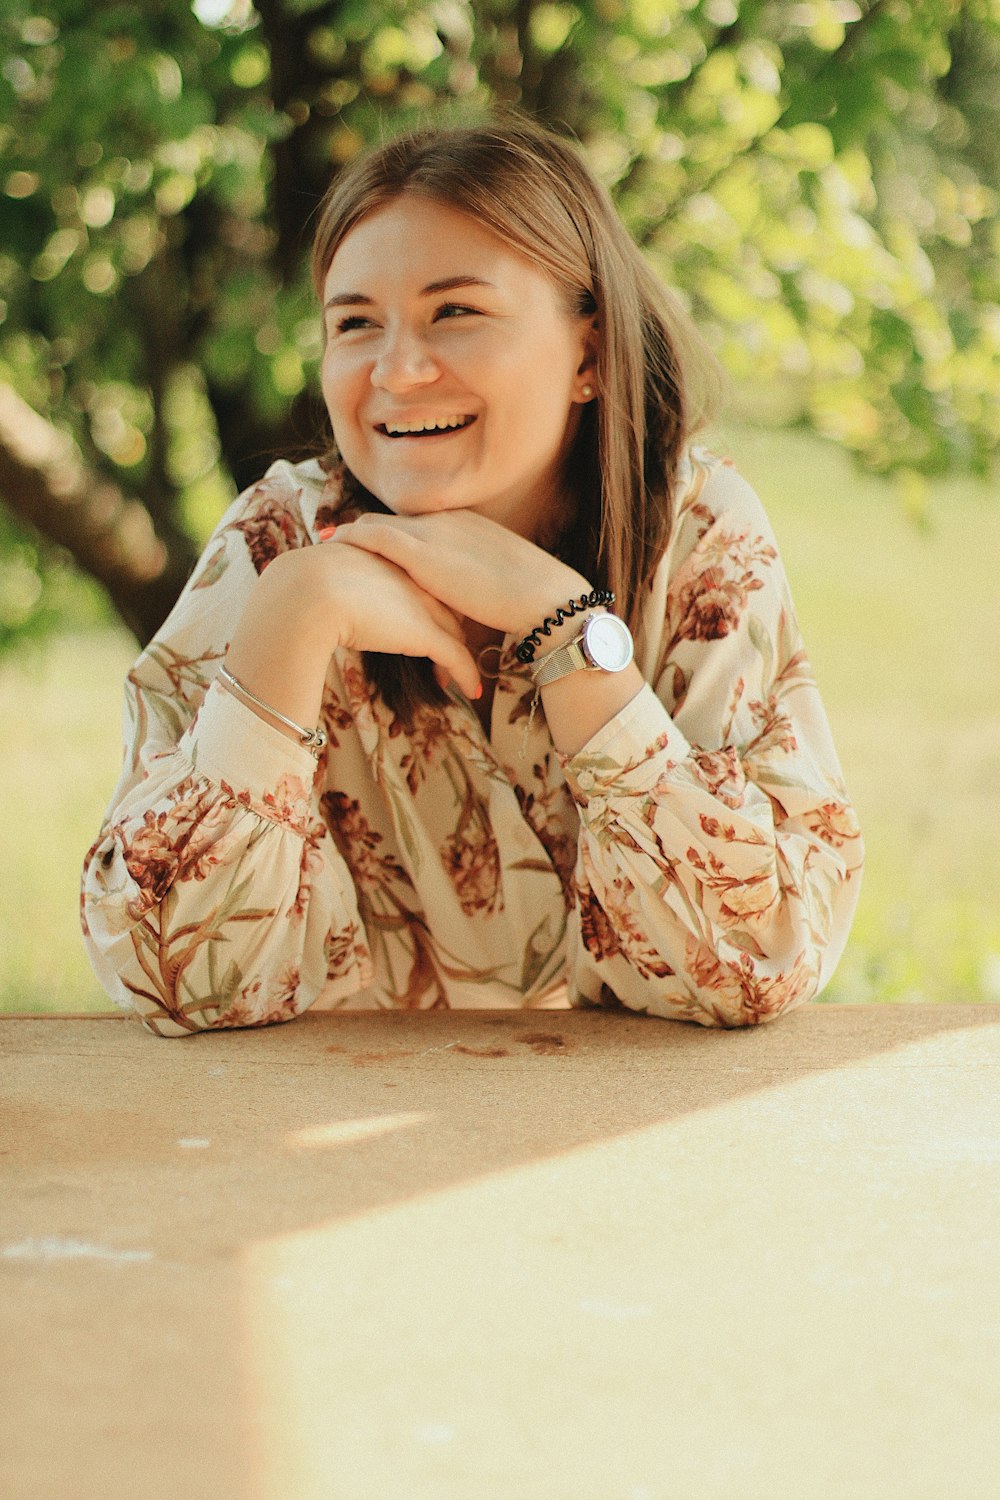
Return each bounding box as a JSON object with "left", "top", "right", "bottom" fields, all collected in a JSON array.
[{"left": 320, "top": 193, "right": 596, "bottom": 537}]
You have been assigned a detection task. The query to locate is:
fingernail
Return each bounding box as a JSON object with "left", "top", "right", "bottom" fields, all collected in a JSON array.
[
  {"left": 473, "top": 683, "right": 483, "bottom": 700},
  {"left": 316, "top": 524, "right": 337, "bottom": 541}
]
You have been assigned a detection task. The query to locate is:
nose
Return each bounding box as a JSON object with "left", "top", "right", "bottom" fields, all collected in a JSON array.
[{"left": 370, "top": 323, "right": 441, "bottom": 393}]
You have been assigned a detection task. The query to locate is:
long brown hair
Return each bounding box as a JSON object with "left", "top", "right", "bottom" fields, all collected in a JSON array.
[{"left": 311, "top": 114, "right": 721, "bottom": 720}]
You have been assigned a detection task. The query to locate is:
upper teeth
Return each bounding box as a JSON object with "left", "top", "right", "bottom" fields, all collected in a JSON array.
[{"left": 383, "top": 416, "right": 471, "bottom": 434}]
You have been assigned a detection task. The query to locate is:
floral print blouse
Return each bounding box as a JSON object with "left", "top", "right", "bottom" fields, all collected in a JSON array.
[{"left": 81, "top": 446, "right": 864, "bottom": 1038}]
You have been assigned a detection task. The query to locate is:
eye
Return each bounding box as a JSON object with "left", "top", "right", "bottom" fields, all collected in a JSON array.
[
  {"left": 433, "top": 303, "right": 479, "bottom": 321},
  {"left": 332, "top": 314, "right": 376, "bottom": 335}
]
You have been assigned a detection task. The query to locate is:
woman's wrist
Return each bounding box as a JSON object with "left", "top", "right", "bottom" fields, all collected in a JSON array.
[
  {"left": 515, "top": 574, "right": 610, "bottom": 659},
  {"left": 215, "top": 669, "right": 324, "bottom": 754},
  {"left": 255, "top": 547, "right": 347, "bottom": 656},
  {"left": 516, "top": 566, "right": 591, "bottom": 629},
  {"left": 222, "top": 550, "right": 343, "bottom": 738},
  {"left": 540, "top": 662, "right": 646, "bottom": 757}
]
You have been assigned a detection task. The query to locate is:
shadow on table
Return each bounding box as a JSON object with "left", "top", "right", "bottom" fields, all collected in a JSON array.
[
  {"left": 5, "top": 1003, "right": 999, "bottom": 1500},
  {"left": 6, "top": 1002, "right": 998, "bottom": 1240}
]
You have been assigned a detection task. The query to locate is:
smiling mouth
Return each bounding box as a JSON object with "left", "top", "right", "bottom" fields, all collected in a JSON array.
[{"left": 377, "top": 415, "right": 477, "bottom": 438}]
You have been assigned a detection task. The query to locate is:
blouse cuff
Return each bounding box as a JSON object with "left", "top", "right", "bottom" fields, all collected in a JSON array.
[
  {"left": 184, "top": 679, "right": 320, "bottom": 805},
  {"left": 560, "top": 683, "right": 693, "bottom": 800}
]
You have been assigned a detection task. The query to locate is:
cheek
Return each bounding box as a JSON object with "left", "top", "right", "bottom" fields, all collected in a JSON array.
[
  {"left": 320, "top": 357, "right": 358, "bottom": 428},
  {"left": 320, "top": 350, "right": 338, "bottom": 396}
]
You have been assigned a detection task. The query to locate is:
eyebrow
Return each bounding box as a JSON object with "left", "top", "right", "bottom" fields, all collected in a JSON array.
[{"left": 324, "top": 275, "right": 499, "bottom": 309}]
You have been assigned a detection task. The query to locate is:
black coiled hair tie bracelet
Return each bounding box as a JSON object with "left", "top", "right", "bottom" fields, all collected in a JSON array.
[{"left": 515, "top": 589, "right": 615, "bottom": 664}]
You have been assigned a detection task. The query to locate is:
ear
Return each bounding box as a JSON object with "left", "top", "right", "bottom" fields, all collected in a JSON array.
[{"left": 574, "top": 315, "right": 600, "bottom": 400}]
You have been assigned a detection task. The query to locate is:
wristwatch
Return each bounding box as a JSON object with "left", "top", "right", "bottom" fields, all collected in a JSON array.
[{"left": 531, "top": 612, "right": 634, "bottom": 687}]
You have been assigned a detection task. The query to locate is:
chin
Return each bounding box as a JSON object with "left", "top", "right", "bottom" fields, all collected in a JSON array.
[{"left": 379, "top": 487, "right": 468, "bottom": 517}]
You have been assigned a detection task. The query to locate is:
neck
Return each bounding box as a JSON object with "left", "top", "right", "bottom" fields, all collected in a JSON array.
[{"left": 478, "top": 472, "right": 576, "bottom": 555}]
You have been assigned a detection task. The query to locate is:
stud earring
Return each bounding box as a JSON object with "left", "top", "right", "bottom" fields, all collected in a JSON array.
[{"left": 581, "top": 384, "right": 595, "bottom": 399}]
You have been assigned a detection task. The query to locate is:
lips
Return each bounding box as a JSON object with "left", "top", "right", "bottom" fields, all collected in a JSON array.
[{"left": 376, "top": 415, "right": 477, "bottom": 437}]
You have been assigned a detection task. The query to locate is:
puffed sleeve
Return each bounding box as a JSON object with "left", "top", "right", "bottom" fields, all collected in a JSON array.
[
  {"left": 561, "top": 452, "right": 864, "bottom": 1027},
  {"left": 81, "top": 462, "right": 372, "bottom": 1037}
]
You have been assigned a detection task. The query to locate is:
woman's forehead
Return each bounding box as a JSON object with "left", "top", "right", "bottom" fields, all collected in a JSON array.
[{"left": 324, "top": 193, "right": 547, "bottom": 297}]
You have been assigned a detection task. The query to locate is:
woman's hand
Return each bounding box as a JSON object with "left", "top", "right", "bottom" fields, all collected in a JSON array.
[
  {"left": 224, "top": 537, "right": 482, "bottom": 729},
  {"left": 329, "top": 509, "right": 591, "bottom": 639}
]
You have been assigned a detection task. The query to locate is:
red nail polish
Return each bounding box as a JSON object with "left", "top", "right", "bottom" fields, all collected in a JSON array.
[
  {"left": 316, "top": 524, "right": 337, "bottom": 541},
  {"left": 473, "top": 683, "right": 483, "bottom": 700}
]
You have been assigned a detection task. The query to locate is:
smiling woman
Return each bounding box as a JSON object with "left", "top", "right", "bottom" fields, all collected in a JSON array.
[
  {"left": 318, "top": 195, "right": 595, "bottom": 540},
  {"left": 80, "top": 115, "right": 863, "bottom": 1037}
]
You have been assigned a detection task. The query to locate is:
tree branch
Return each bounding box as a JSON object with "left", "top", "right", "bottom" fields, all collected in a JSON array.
[
  {"left": 253, "top": 0, "right": 343, "bottom": 285},
  {"left": 0, "top": 384, "right": 197, "bottom": 643}
]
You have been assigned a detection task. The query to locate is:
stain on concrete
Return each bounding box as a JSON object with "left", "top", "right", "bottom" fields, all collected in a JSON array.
[
  {"left": 326, "top": 1034, "right": 568, "bottom": 1063},
  {"left": 518, "top": 1032, "right": 574, "bottom": 1055},
  {"left": 351, "top": 1050, "right": 415, "bottom": 1066}
]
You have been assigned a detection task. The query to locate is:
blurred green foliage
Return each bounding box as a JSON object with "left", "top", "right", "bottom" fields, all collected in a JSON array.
[
  {"left": 0, "top": 506, "right": 110, "bottom": 650},
  {"left": 1, "top": 0, "right": 998, "bottom": 648}
]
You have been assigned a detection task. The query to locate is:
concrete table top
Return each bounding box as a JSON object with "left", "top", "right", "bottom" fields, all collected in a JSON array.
[{"left": 2, "top": 1004, "right": 999, "bottom": 1500}]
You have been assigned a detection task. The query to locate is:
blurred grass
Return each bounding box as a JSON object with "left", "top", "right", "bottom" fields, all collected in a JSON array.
[
  {"left": 1, "top": 423, "right": 998, "bottom": 1014},
  {"left": 712, "top": 422, "right": 1000, "bottom": 1006},
  {"left": 1, "top": 627, "right": 135, "bottom": 1012}
]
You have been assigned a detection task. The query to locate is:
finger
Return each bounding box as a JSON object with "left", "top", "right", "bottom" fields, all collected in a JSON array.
[
  {"left": 335, "top": 522, "right": 446, "bottom": 608},
  {"left": 329, "top": 541, "right": 462, "bottom": 634},
  {"left": 359, "top": 553, "right": 467, "bottom": 642},
  {"left": 323, "top": 536, "right": 479, "bottom": 696},
  {"left": 418, "top": 588, "right": 465, "bottom": 641},
  {"left": 420, "top": 627, "right": 481, "bottom": 702},
  {"left": 333, "top": 517, "right": 422, "bottom": 569}
]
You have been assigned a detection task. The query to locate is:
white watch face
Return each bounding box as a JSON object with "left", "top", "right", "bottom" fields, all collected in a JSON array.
[{"left": 584, "top": 614, "right": 634, "bottom": 672}]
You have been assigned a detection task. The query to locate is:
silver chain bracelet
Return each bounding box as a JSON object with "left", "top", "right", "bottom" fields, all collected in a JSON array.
[{"left": 218, "top": 665, "right": 328, "bottom": 758}]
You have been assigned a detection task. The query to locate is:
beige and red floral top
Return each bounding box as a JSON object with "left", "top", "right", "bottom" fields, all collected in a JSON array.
[{"left": 81, "top": 446, "right": 863, "bottom": 1038}]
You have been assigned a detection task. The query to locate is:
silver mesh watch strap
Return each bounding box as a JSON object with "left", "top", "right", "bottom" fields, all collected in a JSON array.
[{"left": 530, "top": 632, "right": 592, "bottom": 687}]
